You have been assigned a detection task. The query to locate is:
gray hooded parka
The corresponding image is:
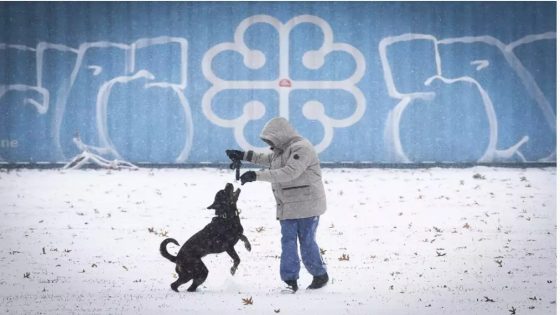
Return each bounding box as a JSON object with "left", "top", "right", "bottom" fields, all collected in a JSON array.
[{"left": 243, "top": 117, "right": 327, "bottom": 220}]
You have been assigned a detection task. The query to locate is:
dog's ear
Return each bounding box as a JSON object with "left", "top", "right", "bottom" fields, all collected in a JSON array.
[
  {"left": 207, "top": 190, "right": 225, "bottom": 210},
  {"left": 233, "top": 188, "right": 241, "bottom": 203}
]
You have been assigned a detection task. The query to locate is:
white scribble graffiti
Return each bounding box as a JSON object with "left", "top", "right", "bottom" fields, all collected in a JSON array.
[
  {"left": 470, "top": 60, "right": 489, "bottom": 71},
  {"left": 202, "top": 14, "right": 366, "bottom": 153},
  {"left": 0, "top": 37, "right": 193, "bottom": 162},
  {"left": 1, "top": 19, "right": 555, "bottom": 163},
  {"left": 379, "top": 32, "right": 556, "bottom": 163},
  {"left": 0, "top": 44, "right": 53, "bottom": 115},
  {"left": 0, "top": 84, "right": 49, "bottom": 114}
]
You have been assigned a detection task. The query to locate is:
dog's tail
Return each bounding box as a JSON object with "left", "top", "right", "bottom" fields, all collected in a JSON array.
[{"left": 160, "top": 238, "right": 180, "bottom": 263}]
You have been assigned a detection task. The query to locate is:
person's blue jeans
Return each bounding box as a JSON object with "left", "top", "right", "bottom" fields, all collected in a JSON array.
[{"left": 279, "top": 216, "right": 327, "bottom": 281}]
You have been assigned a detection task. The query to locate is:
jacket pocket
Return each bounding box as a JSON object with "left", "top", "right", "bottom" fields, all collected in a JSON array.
[{"left": 281, "top": 185, "right": 311, "bottom": 202}]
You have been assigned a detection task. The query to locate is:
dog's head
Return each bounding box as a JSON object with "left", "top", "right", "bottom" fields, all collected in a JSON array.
[{"left": 206, "top": 183, "right": 241, "bottom": 217}]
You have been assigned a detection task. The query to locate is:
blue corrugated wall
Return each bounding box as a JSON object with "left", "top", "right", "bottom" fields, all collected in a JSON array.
[{"left": 0, "top": 2, "right": 556, "bottom": 164}]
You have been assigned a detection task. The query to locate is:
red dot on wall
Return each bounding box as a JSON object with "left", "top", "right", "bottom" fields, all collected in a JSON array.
[{"left": 279, "top": 79, "right": 292, "bottom": 88}]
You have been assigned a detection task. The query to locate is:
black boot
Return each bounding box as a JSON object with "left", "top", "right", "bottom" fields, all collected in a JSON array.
[
  {"left": 284, "top": 280, "right": 298, "bottom": 292},
  {"left": 307, "top": 273, "right": 329, "bottom": 289}
]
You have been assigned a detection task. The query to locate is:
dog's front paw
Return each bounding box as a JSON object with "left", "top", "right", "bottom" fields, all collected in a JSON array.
[
  {"left": 230, "top": 266, "right": 237, "bottom": 275},
  {"left": 245, "top": 243, "right": 252, "bottom": 252}
]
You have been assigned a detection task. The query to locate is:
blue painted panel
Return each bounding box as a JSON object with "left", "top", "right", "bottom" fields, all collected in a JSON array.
[{"left": 0, "top": 2, "right": 556, "bottom": 163}]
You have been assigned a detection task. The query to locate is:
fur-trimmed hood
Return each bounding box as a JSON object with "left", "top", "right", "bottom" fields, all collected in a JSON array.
[{"left": 260, "top": 117, "right": 302, "bottom": 151}]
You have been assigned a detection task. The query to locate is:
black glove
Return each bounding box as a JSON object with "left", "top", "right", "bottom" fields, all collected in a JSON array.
[
  {"left": 240, "top": 171, "right": 256, "bottom": 185},
  {"left": 226, "top": 150, "right": 245, "bottom": 161}
]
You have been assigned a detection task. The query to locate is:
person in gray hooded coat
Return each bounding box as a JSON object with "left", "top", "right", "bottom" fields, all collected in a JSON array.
[{"left": 226, "top": 117, "right": 329, "bottom": 292}]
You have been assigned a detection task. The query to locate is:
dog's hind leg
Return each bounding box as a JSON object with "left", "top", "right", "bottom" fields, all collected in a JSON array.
[
  {"left": 171, "top": 274, "right": 192, "bottom": 292},
  {"left": 187, "top": 260, "right": 208, "bottom": 292},
  {"left": 226, "top": 247, "right": 241, "bottom": 275},
  {"left": 171, "top": 265, "right": 192, "bottom": 292},
  {"left": 239, "top": 234, "right": 251, "bottom": 251}
]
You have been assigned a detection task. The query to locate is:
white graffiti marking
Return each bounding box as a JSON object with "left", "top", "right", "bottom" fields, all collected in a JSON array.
[
  {"left": 379, "top": 32, "right": 556, "bottom": 163},
  {"left": 0, "top": 44, "right": 53, "bottom": 114},
  {"left": 0, "top": 84, "right": 49, "bottom": 114},
  {"left": 202, "top": 14, "right": 366, "bottom": 153},
  {"left": 470, "top": 60, "right": 489, "bottom": 71},
  {"left": 88, "top": 65, "right": 103, "bottom": 76},
  {"left": 0, "top": 37, "right": 192, "bottom": 162},
  {"left": 439, "top": 32, "right": 556, "bottom": 132},
  {"left": 1, "top": 22, "right": 554, "bottom": 163},
  {"left": 424, "top": 75, "right": 530, "bottom": 162},
  {"left": 96, "top": 70, "right": 155, "bottom": 160}
]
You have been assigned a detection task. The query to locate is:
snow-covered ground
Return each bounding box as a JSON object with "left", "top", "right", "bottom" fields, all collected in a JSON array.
[{"left": 0, "top": 166, "right": 556, "bottom": 314}]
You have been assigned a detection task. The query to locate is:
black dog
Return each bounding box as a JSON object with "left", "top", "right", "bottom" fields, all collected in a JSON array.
[{"left": 160, "top": 183, "right": 251, "bottom": 292}]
